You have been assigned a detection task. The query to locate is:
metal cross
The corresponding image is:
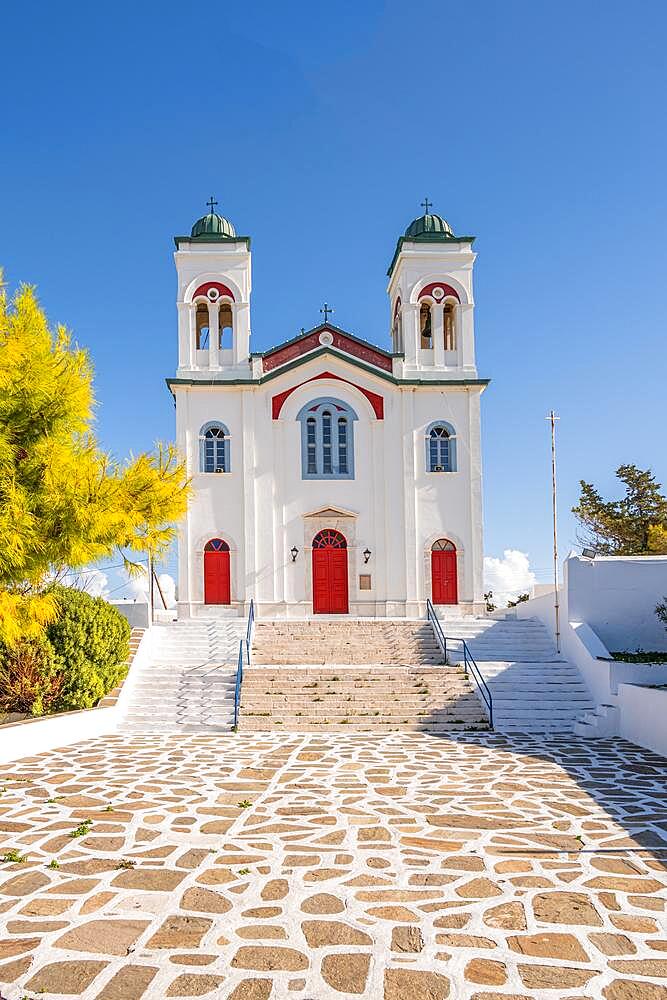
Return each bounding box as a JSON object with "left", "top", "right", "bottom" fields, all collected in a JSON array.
[
  {"left": 320, "top": 303, "right": 334, "bottom": 323},
  {"left": 421, "top": 197, "right": 432, "bottom": 214},
  {"left": 207, "top": 196, "right": 218, "bottom": 213}
]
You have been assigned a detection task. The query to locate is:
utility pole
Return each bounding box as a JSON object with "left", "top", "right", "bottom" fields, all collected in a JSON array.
[
  {"left": 547, "top": 410, "right": 561, "bottom": 653},
  {"left": 147, "top": 553, "right": 154, "bottom": 626}
]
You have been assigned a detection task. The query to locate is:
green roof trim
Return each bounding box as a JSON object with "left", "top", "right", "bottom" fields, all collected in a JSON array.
[
  {"left": 166, "top": 345, "right": 489, "bottom": 396},
  {"left": 387, "top": 233, "right": 476, "bottom": 279},
  {"left": 174, "top": 234, "right": 251, "bottom": 249}
]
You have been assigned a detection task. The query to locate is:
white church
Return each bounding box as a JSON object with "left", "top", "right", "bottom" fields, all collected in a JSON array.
[{"left": 169, "top": 201, "right": 488, "bottom": 619}]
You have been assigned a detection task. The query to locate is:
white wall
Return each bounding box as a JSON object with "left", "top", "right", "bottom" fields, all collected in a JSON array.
[
  {"left": 618, "top": 684, "right": 667, "bottom": 757},
  {"left": 175, "top": 358, "right": 484, "bottom": 617},
  {"left": 567, "top": 555, "right": 667, "bottom": 652},
  {"left": 0, "top": 630, "right": 154, "bottom": 765}
]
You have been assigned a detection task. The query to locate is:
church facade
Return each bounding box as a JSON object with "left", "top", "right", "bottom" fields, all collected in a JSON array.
[{"left": 168, "top": 204, "right": 488, "bottom": 619}]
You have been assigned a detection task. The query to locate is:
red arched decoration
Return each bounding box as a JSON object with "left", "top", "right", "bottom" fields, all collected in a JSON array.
[
  {"left": 204, "top": 538, "right": 231, "bottom": 605},
  {"left": 418, "top": 282, "right": 460, "bottom": 303},
  {"left": 431, "top": 539, "right": 458, "bottom": 605},
  {"left": 312, "top": 530, "right": 349, "bottom": 614},
  {"left": 192, "top": 281, "right": 236, "bottom": 302},
  {"left": 272, "top": 372, "right": 383, "bottom": 420}
]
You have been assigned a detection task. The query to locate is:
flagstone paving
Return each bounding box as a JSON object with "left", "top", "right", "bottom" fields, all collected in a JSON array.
[{"left": 0, "top": 732, "right": 665, "bottom": 1000}]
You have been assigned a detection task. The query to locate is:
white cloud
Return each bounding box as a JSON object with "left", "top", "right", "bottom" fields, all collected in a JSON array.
[
  {"left": 83, "top": 569, "right": 109, "bottom": 598},
  {"left": 124, "top": 569, "right": 176, "bottom": 608},
  {"left": 483, "top": 550, "right": 536, "bottom": 607},
  {"left": 59, "top": 568, "right": 109, "bottom": 597},
  {"left": 156, "top": 574, "right": 177, "bottom": 609}
]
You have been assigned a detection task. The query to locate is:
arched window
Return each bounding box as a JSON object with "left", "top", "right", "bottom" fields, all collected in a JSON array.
[
  {"left": 199, "top": 422, "right": 231, "bottom": 473},
  {"left": 426, "top": 421, "right": 457, "bottom": 473},
  {"left": 297, "top": 398, "right": 357, "bottom": 479},
  {"left": 218, "top": 302, "right": 233, "bottom": 349},
  {"left": 420, "top": 301, "right": 433, "bottom": 349},
  {"left": 196, "top": 302, "right": 210, "bottom": 349},
  {"left": 392, "top": 299, "right": 403, "bottom": 353},
  {"left": 444, "top": 302, "right": 456, "bottom": 351}
]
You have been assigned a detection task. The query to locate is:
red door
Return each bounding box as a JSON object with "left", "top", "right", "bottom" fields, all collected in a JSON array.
[
  {"left": 432, "top": 540, "right": 458, "bottom": 604},
  {"left": 312, "top": 529, "right": 349, "bottom": 614},
  {"left": 204, "top": 539, "right": 231, "bottom": 605}
]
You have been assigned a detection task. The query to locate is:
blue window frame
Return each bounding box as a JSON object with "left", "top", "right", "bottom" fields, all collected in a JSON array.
[
  {"left": 297, "top": 398, "right": 357, "bottom": 479},
  {"left": 426, "top": 421, "right": 457, "bottom": 473},
  {"left": 199, "top": 421, "right": 231, "bottom": 473}
]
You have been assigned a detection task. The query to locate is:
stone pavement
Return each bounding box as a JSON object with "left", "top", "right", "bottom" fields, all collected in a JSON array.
[{"left": 0, "top": 732, "right": 666, "bottom": 1000}]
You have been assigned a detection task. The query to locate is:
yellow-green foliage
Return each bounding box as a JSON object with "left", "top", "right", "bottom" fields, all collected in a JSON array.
[{"left": 0, "top": 276, "right": 191, "bottom": 645}]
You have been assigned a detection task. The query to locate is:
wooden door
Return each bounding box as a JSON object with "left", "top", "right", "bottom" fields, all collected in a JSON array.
[
  {"left": 204, "top": 539, "right": 231, "bottom": 605},
  {"left": 432, "top": 540, "right": 458, "bottom": 605},
  {"left": 312, "top": 530, "right": 349, "bottom": 614}
]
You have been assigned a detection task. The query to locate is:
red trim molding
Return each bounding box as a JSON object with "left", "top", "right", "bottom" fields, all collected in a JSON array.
[
  {"left": 418, "top": 282, "right": 460, "bottom": 302},
  {"left": 192, "top": 281, "right": 236, "bottom": 301},
  {"left": 263, "top": 328, "right": 392, "bottom": 373},
  {"left": 272, "top": 371, "right": 384, "bottom": 420}
]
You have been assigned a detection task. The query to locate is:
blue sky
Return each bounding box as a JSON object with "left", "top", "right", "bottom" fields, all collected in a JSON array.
[{"left": 2, "top": 0, "right": 666, "bottom": 593}]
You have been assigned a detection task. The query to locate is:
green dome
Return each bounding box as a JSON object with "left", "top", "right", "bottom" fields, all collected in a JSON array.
[
  {"left": 404, "top": 213, "right": 453, "bottom": 239},
  {"left": 190, "top": 212, "right": 236, "bottom": 239}
]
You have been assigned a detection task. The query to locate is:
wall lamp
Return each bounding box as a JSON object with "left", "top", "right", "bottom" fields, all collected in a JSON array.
[
  {"left": 581, "top": 547, "right": 597, "bottom": 560},
  {"left": 290, "top": 546, "right": 299, "bottom": 563},
  {"left": 363, "top": 548, "right": 371, "bottom": 564}
]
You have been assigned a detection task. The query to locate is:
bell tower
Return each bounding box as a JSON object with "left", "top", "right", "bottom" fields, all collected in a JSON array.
[
  {"left": 174, "top": 199, "right": 252, "bottom": 375},
  {"left": 387, "top": 202, "right": 477, "bottom": 376}
]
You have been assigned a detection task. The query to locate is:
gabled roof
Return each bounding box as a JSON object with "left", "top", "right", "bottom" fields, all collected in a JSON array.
[{"left": 253, "top": 323, "right": 394, "bottom": 374}]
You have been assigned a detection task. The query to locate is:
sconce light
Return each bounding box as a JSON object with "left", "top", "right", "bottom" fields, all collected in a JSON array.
[
  {"left": 290, "top": 546, "right": 299, "bottom": 563},
  {"left": 581, "top": 547, "right": 597, "bottom": 560},
  {"left": 363, "top": 548, "right": 371, "bottom": 564}
]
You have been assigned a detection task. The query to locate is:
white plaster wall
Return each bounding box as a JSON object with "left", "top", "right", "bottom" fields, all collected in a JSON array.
[
  {"left": 176, "top": 388, "right": 247, "bottom": 611},
  {"left": 174, "top": 241, "right": 252, "bottom": 376},
  {"left": 618, "top": 684, "right": 667, "bottom": 757},
  {"left": 386, "top": 241, "right": 477, "bottom": 376},
  {"left": 413, "top": 388, "right": 483, "bottom": 606},
  {"left": 567, "top": 555, "right": 667, "bottom": 652},
  {"left": 175, "top": 357, "right": 484, "bottom": 615}
]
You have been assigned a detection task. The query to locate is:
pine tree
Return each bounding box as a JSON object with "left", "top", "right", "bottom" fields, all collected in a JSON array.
[
  {"left": 0, "top": 278, "right": 190, "bottom": 644},
  {"left": 572, "top": 464, "right": 667, "bottom": 555}
]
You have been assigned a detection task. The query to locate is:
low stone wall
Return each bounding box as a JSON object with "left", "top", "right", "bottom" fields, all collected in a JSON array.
[
  {"left": 618, "top": 683, "right": 667, "bottom": 757},
  {"left": 0, "top": 627, "right": 149, "bottom": 764}
]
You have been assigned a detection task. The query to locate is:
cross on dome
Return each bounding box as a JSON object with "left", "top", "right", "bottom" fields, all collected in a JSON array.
[
  {"left": 206, "top": 196, "right": 219, "bottom": 213},
  {"left": 421, "top": 197, "right": 432, "bottom": 214}
]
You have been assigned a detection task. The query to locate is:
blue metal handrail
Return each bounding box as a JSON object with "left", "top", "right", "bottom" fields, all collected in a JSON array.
[
  {"left": 233, "top": 599, "right": 255, "bottom": 731},
  {"left": 426, "top": 599, "right": 494, "bottom": 729},
  {"left": 245, "top": 598, "right": 255, "bottom": 663}
]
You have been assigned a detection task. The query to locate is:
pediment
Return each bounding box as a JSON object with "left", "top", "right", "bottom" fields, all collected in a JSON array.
[{"left": 303, "top": 505, "right": 357, "bottom": 519}]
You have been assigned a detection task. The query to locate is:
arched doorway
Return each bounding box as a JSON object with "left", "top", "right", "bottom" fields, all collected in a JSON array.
[
  {"left": 204, "top": 538, "right": 231, "bottom": 605},
  {"left": 431, "top": 539, "right": 458, "bottom": 605},
  {"left": 312, "top": 529, "right": 349, "bottom": 614}
]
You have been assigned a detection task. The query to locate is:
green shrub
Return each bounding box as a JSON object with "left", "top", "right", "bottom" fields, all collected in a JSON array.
[
  {"left": 0, "top": 636, "right": 62, "bottom": 716},
  {"left": 46, "top": 587, "right": 130, "bottom": 711}
]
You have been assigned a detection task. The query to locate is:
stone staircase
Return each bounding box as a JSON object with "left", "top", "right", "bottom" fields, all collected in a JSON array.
[
  {"left": 246, "top": 617, "right": 594, "bottom": 735},
  {"left": 122, "top": 619, "right": 245, "bottom": 733},
  {"left": 241, "top": 620, "right": 489, "bottom": 732},
  {"left": 439, "top": 616, "right": 595, "bottom": 734},
  {"left": 239, "top": 666, "right": 489, "bottom": 733},
  {"left": 252, "top": 620, "right": 443, "bottom": 666}
]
